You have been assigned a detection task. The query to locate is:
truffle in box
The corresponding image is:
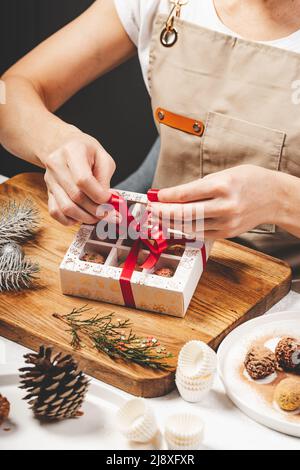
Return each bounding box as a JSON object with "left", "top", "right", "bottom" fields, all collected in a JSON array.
[{"left": 60, "top": 190, "right": 212, "bottom": 318}]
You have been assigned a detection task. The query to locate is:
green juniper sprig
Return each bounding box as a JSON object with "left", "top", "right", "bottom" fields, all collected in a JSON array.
[{"left": 53, "top": 306, "right": 173, "bottom": 370}]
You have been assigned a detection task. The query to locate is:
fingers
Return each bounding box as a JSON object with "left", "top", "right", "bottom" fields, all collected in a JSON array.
[
  {"left": 48, "top": 192, "right": 77, "bottom": 226},
  {"left": 44, "top": 137, "right": 117, "bottom": 226},
  {"left": 157, "top": 176, "right": 228, "bottom": 203},
  {"left": 96, "top": 205, "right": 121, "bottom": 224},
  {"left": 48, "top": 179, "right": 99, "bottom": 225},
  {"left": 148, "top": 204, "right": 231, "bottom": 239},
  {"left": 47, "top": 163, "right": 100, "bottom": 218},
  {"left": 203, "top": 231, "right": 231, "bottom": 240},
  {"left": 148, "top": 201, "right": 205, "bottom": 222},
  {"left": 66, "top": 141, "right": 115, "bottom": 204},
  {"left": 148, "top": 197, "right": 236, "bottom": 224},
  {"left": 94, "top": 145, "right": 116, "bottom": 191}
]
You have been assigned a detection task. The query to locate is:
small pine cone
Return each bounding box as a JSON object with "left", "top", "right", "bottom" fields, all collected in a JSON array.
[
  {"left": 0, "top": 394, "right": 10, "bottom": 425},
  {"left": 19, "top": 346, "right": 89, "bottom": 421}
]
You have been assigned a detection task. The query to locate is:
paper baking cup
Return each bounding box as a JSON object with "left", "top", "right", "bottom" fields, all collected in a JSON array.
[
  {"left": 176, "top": 369, "right": 214, "bottom": 386},
  {"left": 175, "top": 372, "right": 214, "bottom": 403},
  {"left": 116, "top": 398, "right": 158, "bottom": 443},
  {"left": 178, "top": 340, "right": 217, "bottom": 379},
  {"left": 175, "top": 371, "right": 214, "bottom": 389},
  {"left": 165, "top": 412, "right": 204, "bottom": 450}
]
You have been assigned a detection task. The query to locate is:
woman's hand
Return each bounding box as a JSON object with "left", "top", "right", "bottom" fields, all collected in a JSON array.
[
  {"left": 148, "top": 165, "right": 282, "bottom": 240},
  {"left": 44, "top": 134, "right": 116, "bottom": 226}
]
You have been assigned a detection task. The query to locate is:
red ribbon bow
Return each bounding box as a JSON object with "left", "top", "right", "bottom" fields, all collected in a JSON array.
[{"left": 108, "top": 189, "right": 206, "bottom": 308}]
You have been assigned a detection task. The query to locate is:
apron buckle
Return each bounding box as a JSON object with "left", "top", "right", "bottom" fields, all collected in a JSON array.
[
  {"left": 160, "top": 0, "right": 188, "bottom": 48},
  {"left": 160, "top": 27, "right": 178, "bottom": 48}
]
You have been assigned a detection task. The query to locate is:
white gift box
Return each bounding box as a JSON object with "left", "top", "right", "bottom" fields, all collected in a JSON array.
[{"left": 60, "top": 190, "right": 212, "bottom": 318}]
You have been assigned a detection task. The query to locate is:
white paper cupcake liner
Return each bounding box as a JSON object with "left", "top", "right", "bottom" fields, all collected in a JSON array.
[
  {"left": 176, "top": 368, "right": 214, "bottom": 386},
  {"left": 165, "top": 412, "right": 204, "bottom": 450},
  {"left": 176, "top": 373, "right": 214, "bottom": 390},
  {"left": 165, "top": 439, "right": 202, "bottom": 450},
  {"left": 116, "top": 398, "right": 158, "bottom": 443},
  {"left": 176, "top": 380, "right": 213, "bottom": 403},
  {"left": 175, "top": 358, "right": 215, "bottom": 402},
  {"left": 178, "top": 340, "right": 217, "bottom": 379}
]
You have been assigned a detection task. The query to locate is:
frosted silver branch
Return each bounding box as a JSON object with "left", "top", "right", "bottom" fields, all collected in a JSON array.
[
  {"left": 0, "top": 242, "right": 39, "bottom": 292},
  {"left": 0, "top": 200, "right": 39, "bottom": 245}
]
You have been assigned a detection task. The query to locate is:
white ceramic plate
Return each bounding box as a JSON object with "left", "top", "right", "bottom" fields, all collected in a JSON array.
[
  {"left": 0, "top": 364, "right": 166, "bottom": 450},
  {"left": 217, "top": 311, "right": 300, "bottom": 438}
]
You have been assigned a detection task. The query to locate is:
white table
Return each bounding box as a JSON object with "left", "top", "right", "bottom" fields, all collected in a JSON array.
[
  {"left": 1, "top": 289, "right": 300, "bottom": 450},
  {"left": 1, "top": 174, "right": 300, "bottom": 449}
]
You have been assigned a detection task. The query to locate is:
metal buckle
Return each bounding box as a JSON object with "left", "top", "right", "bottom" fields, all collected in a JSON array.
[{"left": 160, "top": 0, "right": 188, "bottom": 48}]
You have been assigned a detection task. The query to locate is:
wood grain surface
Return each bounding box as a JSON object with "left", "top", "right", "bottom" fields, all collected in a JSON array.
[{"left": 0, "top": 173, "right": 292, "bottom": 397}]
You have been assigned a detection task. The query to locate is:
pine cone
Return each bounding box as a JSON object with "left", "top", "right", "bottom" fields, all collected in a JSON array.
[
  {"left": 0, "top": 394, "right": 10, "bottom": 425},
  {"left": 19, "top": 346, "right": 89, "bottom": 421}
]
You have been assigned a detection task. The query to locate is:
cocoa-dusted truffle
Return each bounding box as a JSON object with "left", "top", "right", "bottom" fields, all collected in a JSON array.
[
  {"left": 82, "top": 253, "right": 106, "bottom": 265},
  {"left": 274, "top": 378, "right": 300, "bottom": 411},
  {"left": 275, "top": 337, "right": 300, "bottom": 372},
  {"left": 154, "top": 267, "right": 175, "bottom": 278},
  {"left": 0, "top": 394, "right": 10, "bottom": 425},
  {"left": 244, "top": 346, "right": 276, "bottom": 380}
]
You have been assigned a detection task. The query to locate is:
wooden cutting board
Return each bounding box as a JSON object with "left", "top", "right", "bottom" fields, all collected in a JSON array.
[{"left": 0, "top": 173, "right": 292, "bottom": 397}]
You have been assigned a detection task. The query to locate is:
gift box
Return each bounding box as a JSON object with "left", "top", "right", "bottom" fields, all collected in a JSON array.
[{"left": 60, "top": 190, "right": 212, "bottom": 318}]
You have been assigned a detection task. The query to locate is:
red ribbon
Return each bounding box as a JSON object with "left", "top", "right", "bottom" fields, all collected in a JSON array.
[{"left": 108, "top": 189, "right": 207, "bottom": 308}]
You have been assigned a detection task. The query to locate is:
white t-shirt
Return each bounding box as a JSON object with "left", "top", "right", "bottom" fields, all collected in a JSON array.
[{"left": 114, "top": 0, "right": 300, "bottom": 92}]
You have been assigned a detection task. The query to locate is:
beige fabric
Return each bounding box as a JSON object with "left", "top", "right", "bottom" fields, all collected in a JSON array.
[{"left": 148, "top": 14, "right": 300, "bottom": 277}]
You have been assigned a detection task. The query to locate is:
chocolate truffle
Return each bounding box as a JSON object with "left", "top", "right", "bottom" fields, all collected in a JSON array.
[
  {"left": 154, "top": 267, "right": 175, "bottom": 278},
  {"left": 119, "top": 261, "right": 142, "bottom": 272},
  {"left": 167, "top": 244, "right": 185, "bottom": 257},
  {"left": 275, "top": 337, "right": 300, "bottom": 372},
  {"left": 244, "top": 346, "right": 276, "bottom": 380},
  {"left": 82, "top": 253, "right": 106, "bottom": 264},
  {"left": 274, "top": 378, "right": 300, "bottom": 412}
]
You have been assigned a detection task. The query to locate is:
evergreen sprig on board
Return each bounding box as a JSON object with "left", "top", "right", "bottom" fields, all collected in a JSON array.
[
  {"left": 53, "top": 306, "right": 174, "bottom": 370},
  {"left": 0, "top": 199, "right": 39, "bottom": 244}
]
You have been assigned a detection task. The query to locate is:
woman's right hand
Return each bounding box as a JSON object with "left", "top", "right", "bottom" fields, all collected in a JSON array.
[{"left": 44, "top": 134, "right": 116, "bottom": 226}]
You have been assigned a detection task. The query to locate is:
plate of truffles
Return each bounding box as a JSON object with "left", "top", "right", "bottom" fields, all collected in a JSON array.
[{"left": 218, "top": 311, "right": 300, "bottom": 437}]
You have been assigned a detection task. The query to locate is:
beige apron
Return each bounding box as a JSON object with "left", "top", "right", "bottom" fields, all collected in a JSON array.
[{"left": 148, "top": 2, "right": 300, "bottom": 278}]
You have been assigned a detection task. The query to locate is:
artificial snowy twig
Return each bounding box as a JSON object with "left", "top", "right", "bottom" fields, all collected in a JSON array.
[
  {"left": 0, "top": 242, "right": 39, "bottom": 292},
  {"left": 0, "top": 199, "right": 39, "bottom": 245}
]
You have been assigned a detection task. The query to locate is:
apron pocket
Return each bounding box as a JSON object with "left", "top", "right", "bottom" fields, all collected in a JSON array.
[
  {"left": 154, "top": 108, "right": 204, "bottom": 187},
  {"left": 201, "top": 112, "right": 286, "bottom": 234}
]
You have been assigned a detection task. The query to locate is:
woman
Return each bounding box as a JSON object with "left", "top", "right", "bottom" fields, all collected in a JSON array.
[{"left": 1, "top": 0, "right": 300, "bottom": 276}]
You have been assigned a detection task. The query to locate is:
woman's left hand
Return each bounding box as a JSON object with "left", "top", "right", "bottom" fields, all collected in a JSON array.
[{"left": 148, "top": 165, "right": 282, "bottom": 240}]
